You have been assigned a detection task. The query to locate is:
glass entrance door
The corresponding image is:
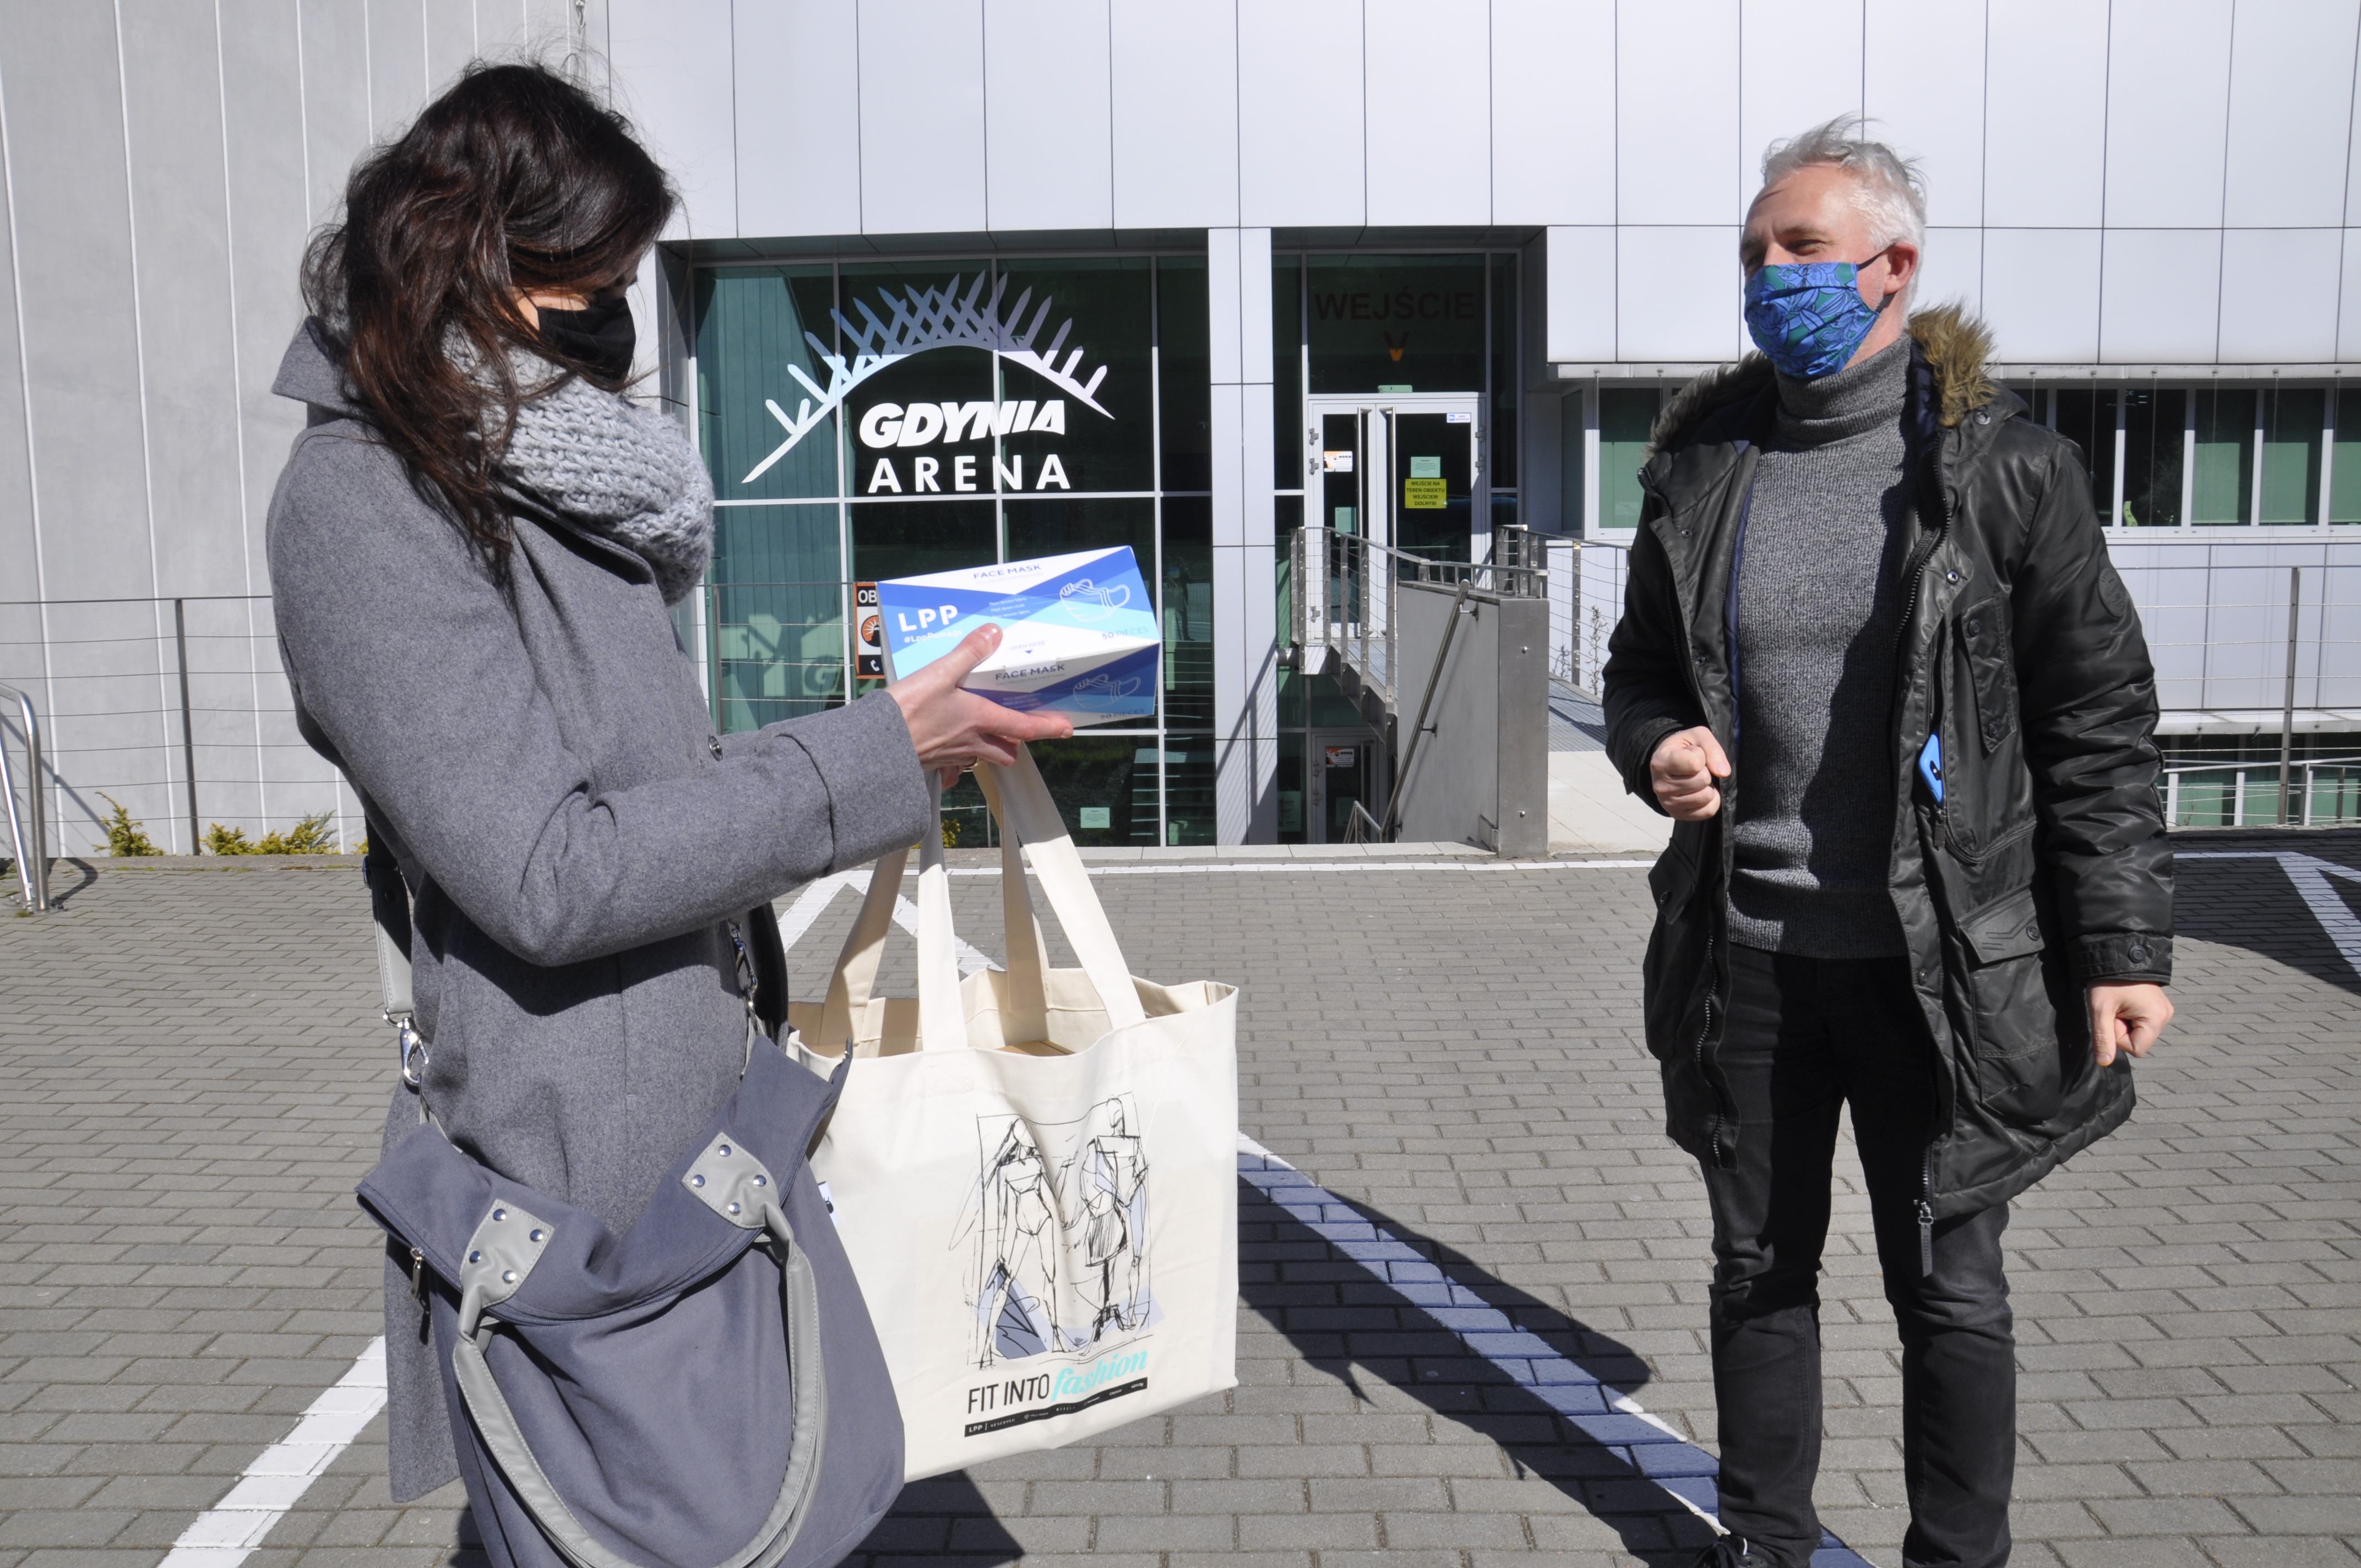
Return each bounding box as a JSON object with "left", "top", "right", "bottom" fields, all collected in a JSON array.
[
  {"left": 1306, "top": 727, "right": 1386, "bottom": 843},
  {"left": 1304, "top": 393, "right": 1485, "bottom": 562}
]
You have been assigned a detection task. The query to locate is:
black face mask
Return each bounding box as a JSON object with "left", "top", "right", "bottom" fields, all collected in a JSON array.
[{"left": 535, "top": 294, "right": 635, "bottom": 381}]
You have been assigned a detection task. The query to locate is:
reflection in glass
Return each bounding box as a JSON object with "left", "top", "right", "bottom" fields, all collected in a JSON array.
[
  {"left": 1003, "top": 497, "right": 1155, "bottom": 580},
  {"left": 1561, "top": 390, "right": 1586, "bottom": 535},
  {"left": 1161, "top": 496, "right": 1212, "bottom": 736},
  {"left": 2334, "top": 391, "right": 2361, "bottom": 523},
  {"left": 2259, "top": 387, "right": 2323, "bottom": 525},
  {"left": 1392, "top": 411, "right": 1473, "bottom": 563},
  {"left": 1490, "top": 253, "right": 1517, "bottom": 488},
  {"left": 2193, "top": 389, "right": 2256, "bottom": 525},
  {"left": 708, "top": 538, "right": 850, "bottom": 737},
  {"left": 1307, "top": 255, "right": 1485, "bottom": 394},
  {"left": 1599, "top": 388, "right": 1660, "bottom": 529},
  {"left": 850, "top": 499, "right": 996, "bottom": 585},
  {"left": 1158, "top": 257, "right": 1210, "bottom": 492},
  {"left": 697, "top": 266, "right": 840, "bottom": 502},
  {"left": 1162, "top": 744, "right": 1215, "bottom": 846},
  {"left": 1273, "top": 255, "right": 1303, "bottom": 488},
  {"left": 994, "top": 258, "right": 1154, "bottom": 493},
  {"left": 2050, "top": 389, "right": 2113, "bottom": 515},
  {"left": 1031, "top": 736, "right": 1156, "bottom": 846},
  {"left": 2121, "top": 388, "right": 2185, "bottom": 527}
]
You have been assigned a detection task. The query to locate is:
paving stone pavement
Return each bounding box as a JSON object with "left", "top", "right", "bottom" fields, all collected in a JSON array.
[{"left": 0, "top": 830, "right": 2355, "bottom": 1568}]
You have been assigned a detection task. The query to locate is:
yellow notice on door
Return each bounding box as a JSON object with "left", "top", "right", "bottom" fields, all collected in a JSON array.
[{"left": 1403, "top": 477, "right": 1448, "bottom": 509}]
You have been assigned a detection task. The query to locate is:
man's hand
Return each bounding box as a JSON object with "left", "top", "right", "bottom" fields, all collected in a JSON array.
[
  {"left": 2086, "top": 982, "right": 2173, "bottom": 1067},
  {"left": 1650, "top": 726, "right": 1732, "bottom": 820},
  {"left": 886, "top": 624, "right": 1073, "bottom": 786}
]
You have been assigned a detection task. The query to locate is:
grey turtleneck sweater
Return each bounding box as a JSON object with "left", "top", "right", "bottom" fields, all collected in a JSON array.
[{"left": 1724, "top": 337, "right": 1914, "bottom": 958}]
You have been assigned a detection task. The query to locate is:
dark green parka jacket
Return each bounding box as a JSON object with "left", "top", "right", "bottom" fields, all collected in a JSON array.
[{"left": 1602, "top": 308, "right": 2174, "bottom": 1219}]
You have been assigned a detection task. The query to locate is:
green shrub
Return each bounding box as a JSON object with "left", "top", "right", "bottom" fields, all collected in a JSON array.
[
  {"left": 205, "top": 812, "right": 340, "bottom": 856},
  {"left": 95, "top": 793, "right": 164, "bottom": 857}
]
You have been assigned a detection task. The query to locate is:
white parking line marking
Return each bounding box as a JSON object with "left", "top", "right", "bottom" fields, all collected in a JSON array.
[{"left": 159, "top": 1337, "right": 387, "bottom": 1568}]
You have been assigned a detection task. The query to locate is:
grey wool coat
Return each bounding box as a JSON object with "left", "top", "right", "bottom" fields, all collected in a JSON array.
[{"left": 265, "top": 322, "right": 933, "bottom": 1502}]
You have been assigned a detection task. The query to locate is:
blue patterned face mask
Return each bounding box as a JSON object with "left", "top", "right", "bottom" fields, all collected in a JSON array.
[{"left": 1743, "top": 259, "right": 1889, "bottom": 379}]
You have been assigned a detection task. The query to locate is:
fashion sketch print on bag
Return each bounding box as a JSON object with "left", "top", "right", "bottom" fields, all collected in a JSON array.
[{"left": 961, "top": 1096, "right": 1153, "bottom": 1371}]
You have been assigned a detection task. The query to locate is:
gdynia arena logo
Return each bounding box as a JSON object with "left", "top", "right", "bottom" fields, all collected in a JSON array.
[{"left": 741, "top": 273, "right": 1111, "bottom": 495}]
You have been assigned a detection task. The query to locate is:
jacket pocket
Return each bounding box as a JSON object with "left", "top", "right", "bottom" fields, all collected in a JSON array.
[
  {"left": 1647, "top": 826, "right": 1703, "bottom": 914},
  {"left": 1959, "top": 595, "right": 2017, "bottom": 754},
  {"left": 1953, "top": 887, "right": 2065, "bottom": 1123}
]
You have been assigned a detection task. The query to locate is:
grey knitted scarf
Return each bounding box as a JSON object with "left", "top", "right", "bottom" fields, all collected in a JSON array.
[{"left": 499, "top": 358, "right": 714, "bottom": 606}]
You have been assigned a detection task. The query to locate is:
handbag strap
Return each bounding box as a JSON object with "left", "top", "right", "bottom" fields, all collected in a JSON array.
[{"left": 363, "top": 821, "right": 429, "bottom": 1089}]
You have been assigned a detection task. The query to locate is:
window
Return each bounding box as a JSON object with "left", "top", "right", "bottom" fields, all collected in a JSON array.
[
  {"left": 1598, "top": 388, "right": 1661, "bottom": 529},
  {"left": 2120, "top": 388, "right": 2185, "bottom": 528},
  {"left": 691, "top": 253, "right": 1209, "bottom": 845},
  {"left": 2009, "top": 383, "right": 2346, "bottom": 530}
]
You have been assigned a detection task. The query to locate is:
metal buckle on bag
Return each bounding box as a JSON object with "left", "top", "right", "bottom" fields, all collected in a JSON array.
[{"left": 387, "top": 1009, "right": 429, "bottom": 1088}]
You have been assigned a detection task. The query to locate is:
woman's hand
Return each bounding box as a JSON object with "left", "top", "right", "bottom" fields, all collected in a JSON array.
[{"left": 886, "top": 624, "right": 1073, "bottom": 786}]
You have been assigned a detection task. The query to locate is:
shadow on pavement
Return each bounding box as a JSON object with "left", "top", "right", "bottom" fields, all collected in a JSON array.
[
  {"left": 845, "top": 1468, "right": 1024, "bottom": 1568},
  {"left": 1237, "top": 1177, "right": 1718, "bottom": 1567},
  {"left": 2172, "top": 827, "right": 2361, "bottom": 998}
]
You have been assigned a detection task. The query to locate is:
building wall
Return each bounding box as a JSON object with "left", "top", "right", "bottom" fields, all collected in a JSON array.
[{"left": 7, "top": 1, "right": 2361, "bottom": 852}]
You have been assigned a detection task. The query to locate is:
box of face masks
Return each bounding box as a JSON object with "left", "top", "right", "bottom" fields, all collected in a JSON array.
[{"left": 876, "top": 546, "right": 1158, "bottom": 727}]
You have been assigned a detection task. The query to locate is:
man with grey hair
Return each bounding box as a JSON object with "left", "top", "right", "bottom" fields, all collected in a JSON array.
[{"left": 1605, "top": 117, "right": 2175, "bottom": 1567}]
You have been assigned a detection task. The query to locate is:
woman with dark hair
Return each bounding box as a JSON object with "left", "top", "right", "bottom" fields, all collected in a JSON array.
[{"left": 268, "top": 61, "right": 1063, "bottom": 1526}]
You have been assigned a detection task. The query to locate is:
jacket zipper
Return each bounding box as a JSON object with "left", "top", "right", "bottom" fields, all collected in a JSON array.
[
  {"left": 1917, "top": 1156, "right": 1936, "bottom": 1277},
  {"left": 1653, "top": 476, "right": 1735, "bottom": 1167},
  {"left": 409, "top": 1245, "right": 428, "bottom": 1302},
  {"left": 1897, "top": 444, "right": 1956, "bottom": 1266}
]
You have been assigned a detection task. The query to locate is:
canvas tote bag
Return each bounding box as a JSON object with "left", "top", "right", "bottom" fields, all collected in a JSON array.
[{"left": 786, "top": 748, "right": 1238, "bottom": 1481}]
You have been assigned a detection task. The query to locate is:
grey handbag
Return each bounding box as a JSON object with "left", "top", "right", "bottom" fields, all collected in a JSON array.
[{"left": 357, "top": 843, "right": 905, "bottom": 1568}]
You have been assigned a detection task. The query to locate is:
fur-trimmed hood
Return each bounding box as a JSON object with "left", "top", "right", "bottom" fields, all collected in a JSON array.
[{"left": 1645, "top": 304, "right": 1999, "bottom": 459}]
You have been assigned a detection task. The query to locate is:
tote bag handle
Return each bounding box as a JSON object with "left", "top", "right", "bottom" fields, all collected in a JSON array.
[
  {"left": 815, "top": 750, "right": 1146, "bottom": 1053},
  {"left": 972, "top": 749, "right": 1145, "bottom": 1032}
]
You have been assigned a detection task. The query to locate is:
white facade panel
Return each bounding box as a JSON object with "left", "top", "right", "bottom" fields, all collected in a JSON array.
[
  {"left": 1238, "top": 1, "right": 1362, "bottom": 230},
  {"left": 1490, "top": 0, "right": 1614, "bottom": 227},
  {"left": 1863, "top": 0, "right": 1986, "bottom": 228},
  {"left": 2224, "top": 2, "right": 2358, "bottom": 229},
  {"left": 1983, "top": 227, "right": 2100, "bottom": 361},
  {"left": 1617, "top": 227, "right": 1741, "bottom": 363},
  {"left": 1615, "top": 0, "right": 1739, "bottom": 227},
  {"left": 1738, "top": 0, "right": 1862, "bottom": 214},
  {"left": 425, "top": 0, "right": 477, "bottom": 89},
  {"left": 219, "top": 0, "right": 312, "bottom": 584},
  {"left": 120, "top": 1, "right": 248, "bottom": 598},
  {"left": 1108, "top": 0, "right": 1237, "bottom": 229},
  {"left": 2098, "top": 230, "right": 2222, "bottom": 364},
  {"left": 0, "top": 43, "right": 34, "bottom": 607},
  {"left": 1914, "top": 226, "right": 1983, "bottom": 318},
  {"left": 610, "top": 0, "right": 737, "bottom": 237},
  {"left": 1983, "top": 0, "right": 2107, "bottom": 227},
  {"left": 366, "top": 0, "right": 429, "bottom": 144},
  {"left": 734, "top": 0, "right": 864, "bottom": 237},
  {"left": 1546, "top": 227, "right": 1617, "bottom": 362},
  {"left": 857, "top": 0, "right": 986, "bottom": 235},
  {"left": 2, "top": 1, "right": 153, "bottom": 603},
  {"left": 297, "top": 0, "right": 373, "bottom": 226},
  {"left": 982, "top": 0, "right": 1112, "bottom": 232},
  {"left": 1365, "top": 0, "right": 1489, "bottom": 227},
  {"left": 2342, "top": 231, "right": 2361, "bottom": 360},
  {"left": 2219, "top": 228, "right": 2342, "bottom": 363},
  {"left": 2103, "top": 0, "right": 2232, "bottom": 230}
]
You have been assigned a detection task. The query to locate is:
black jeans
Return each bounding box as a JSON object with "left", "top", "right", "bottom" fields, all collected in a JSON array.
[{"left": 1702, "top": 944, "right": 2015, "bottom": 1568}]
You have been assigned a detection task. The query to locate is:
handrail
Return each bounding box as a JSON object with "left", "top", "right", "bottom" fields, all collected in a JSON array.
[
  {"left": 1292, "top": 523, "right": 1548, "bottom": 713},
  {"left": 0, "top": 681, "right": 50, "bottom": 912}
]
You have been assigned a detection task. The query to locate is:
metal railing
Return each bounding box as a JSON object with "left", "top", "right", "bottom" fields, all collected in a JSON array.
[
  {"left": 1291, "top": 523, "right": 1548, "bottom": 712},
  {"left": 0, "top": 594, "right": 355, "bottom": 857},
  {"left": 2163, "top": 754, "right": 2361, "bottom": 829},
  {"left": 0, "top": 681, "right": 50, "bottom": 911}
]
